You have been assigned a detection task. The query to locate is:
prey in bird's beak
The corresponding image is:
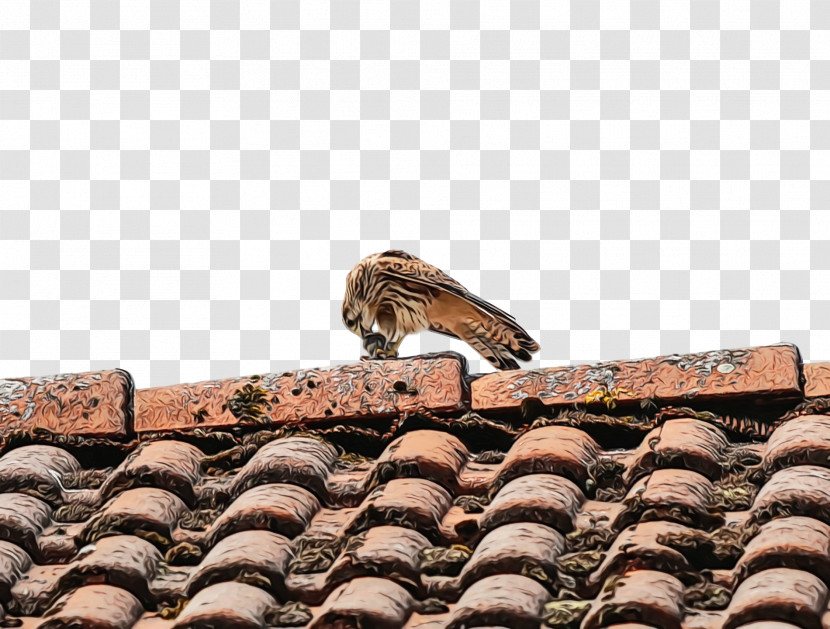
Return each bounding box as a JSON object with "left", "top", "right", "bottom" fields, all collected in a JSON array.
[{"left": 362, "top": 332, "right": 388, "bottom": 359}]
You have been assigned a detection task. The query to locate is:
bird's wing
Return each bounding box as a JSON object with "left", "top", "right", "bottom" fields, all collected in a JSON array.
[
  {"left": 428, "top": 320, "right": 461, "bottom": 340},
  {"left": 375, "top": 254, "right": 521, "bottom": 327}
]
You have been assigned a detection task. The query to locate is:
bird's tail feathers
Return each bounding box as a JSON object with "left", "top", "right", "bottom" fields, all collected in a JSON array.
[{"left": 460, "top": 315, "right": 540, "bottom": 370}]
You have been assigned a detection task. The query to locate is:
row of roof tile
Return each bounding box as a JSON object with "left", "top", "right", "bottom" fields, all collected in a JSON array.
[
  {"left": 3, "top": 343, "right": 830, "bottom": 628},
  {"left": 4, "top": 413, "right": 830, "bottom": 626},
  {"left": 0, "top": 343, "right": 826, "bottom": 451}
]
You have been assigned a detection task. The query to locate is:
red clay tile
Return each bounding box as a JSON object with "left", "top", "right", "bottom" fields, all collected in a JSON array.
[
  {"left": 135, "top": 354, "right": 467, "bottom": 434},
  {"left": 752, "top": 466, "right": 830, "bottom": 522},
  {"left": 454, "top": 522, "right": 564, "bottom": 593},
  {"left": 83, "top": 487, "right": 188, "bottom": 545},
  {"left": 497, "top": 426, "right": 601, "bottom": 491},
  {"left": 360, "top": 478, "right": 453, "bottom": 541},
  {"left": 230, "top": 436, "right": 338, "bottom": 501},
  {"left": 471, "top": 344, "right": 802, "bottom": 413},
  {"left": 186, "top": 530, "right": 293, "bottom": 597},
  {"left": 477, "top": 474, "right": 584, "bottom": 535},
  {"left": 207, "top": 483, "right": 320, "bottom": 546},
  {"left": 327, "top": 525, "right": 430, "bottom": 592},
  {"left": 0, "top": 493, "right": 52, "bottom": 557},
  {"left": 101, "top": 441, "right": 204, "bottom": 507},
  {"left": 173, "top": 581, "right": 278, "bottom": 629},
  {"left": 621, "top": 468, "right": 719, "bottom": 528},
  {"left": 0, "top": 370, "right": 133, "bottom": 448},
  {"left": 310, "top": 576, "right": 419, "bottom": 629},
  {"left": 72, "top": 535, "right": 162, "bottom": 604},
  {"left": 39, "top": 584, "right": 144, "bottom": 629},
  {"left": 586, "top": 521, "right": 692, "bottom": 592},
  {"left": 624, "top": 418, "right": 730, "bottom": 485},
  {"left": 445, "top": 574, "right": 551, "bottom": 629},
  {"left": 724, "top": 568, "right": 827, "bottom": 629},
  {"left": 582, "top": 569, "right": 685, "bottom": 629},
  {"left": 804, "top": 362, "right": 830, "bottom": 398},
  {"left": 763, "top": 415, "right": 830, "bottom": 472},
  {"left": 0, "top": 445, "right": 83, "bottom": 504},
  {"left": 737, "top": 517, "right": 830, "bottom": 584},
  {"left": 373, "top": 430, "right": 470, "bottom": 492},
  {"left": 10, "top": 563, "right": 73, "bottom": 616},
  {"left": 0, "top": 540, "right": 31, "bottom": 602}
]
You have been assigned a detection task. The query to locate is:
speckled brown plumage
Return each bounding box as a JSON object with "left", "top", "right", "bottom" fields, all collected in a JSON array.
[{"left": 342, "top": 250, "right": 541, "bottom": 370}]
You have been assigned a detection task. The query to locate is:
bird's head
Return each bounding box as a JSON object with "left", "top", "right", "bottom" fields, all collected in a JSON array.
[
  {"left": 341, "top": 283, "right": 372, "bottom": 338},
  {"left": 342, "top": 303, "right": 361, "bottom": 335}
]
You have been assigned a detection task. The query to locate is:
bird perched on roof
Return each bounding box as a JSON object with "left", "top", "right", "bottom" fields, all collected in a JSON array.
[{"left": 342, "top": 250, "right": 540, "bottom": 370}]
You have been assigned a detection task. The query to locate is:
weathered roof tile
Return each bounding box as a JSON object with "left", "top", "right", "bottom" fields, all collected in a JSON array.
[
  {"left": 39, "top": 584, "right": 144, "bottom": 629},
  {"left": 762, "top": 414, "right": 830, "bottom": 473},
  {"left": 135, "top": 354, "right": 467, "bottom": 435},
  {"left": 0, "top": 370, "right": 134, "bottom": 447},
  {"left": 471, "top": 344, "right": 802, "bottom": 412},
  {"left": 83, "top": 487, "right": 188, "bottom": 546},
  {"left": 724, "top": 568, "right": 827, "bottom": 629},
  {"left": 804, "top": 362, "right": 830, "bottom": 398},
  {"left": 173, "top": 581, "right": 278, "bottom": 629},
  {"left": 206, "top": 483, "right": 320, "bottom": 546},
  {"left": 582, "top": 570, "right": 685, "bottom": 629},
  {"left": 186, "top": 530, "right": 293, "bottom": 598},
  {"left": 229, "top": 436, "right": 338, "bottom": 502},
  {"left": 477, "top": 474, "right": 584, "bottom": 535},
  {"left": 737, "top": 517, "right": 830, "bottom": 584},
  {"left": 310, "top": 576, "right": 419, "bottom": 629},
  {"left": 101, "top": 441, "right": 204, "bottom": 507},
  {"left": 445, "top": 574, "right": 551, "bottom": 629}
]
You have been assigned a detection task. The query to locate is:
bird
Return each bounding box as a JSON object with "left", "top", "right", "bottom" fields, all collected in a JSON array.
[{"left": 342, "top": 250, "right": 540, "bottom": 370}]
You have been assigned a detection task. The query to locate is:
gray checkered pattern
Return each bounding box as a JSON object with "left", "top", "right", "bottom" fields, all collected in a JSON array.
[{"left": 1, "top": 1, "right": 829, "bottom": 387}]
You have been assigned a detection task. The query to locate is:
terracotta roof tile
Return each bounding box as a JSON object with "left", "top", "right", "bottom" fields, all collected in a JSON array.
[
  {"left": 752, "top": 465, "right": 830, "bottom": 523},
  {"left": 310, "top": 576, "right": 420, "bottom": 629},
  {"left": 762, "top": 414, "right": 830, "bottom": 472},
  {"left": 5, "top": 344, "right": 830, "bottom": 627},
  {"left": 185, "top": 529, "right": 293, "bottom": 598},
  {"left": 582, "top": 569, "right": 685, "bottom": 629},
  {"left": 497, "top": 425, "right": 601, "bottom": 490},
  {"left": 804, "top": 362, "right": 830, "bottom": 398},
  {"left": 325, "top": 525, "right": 429, "bottom": 590},
  {"left": 172, "top": 581, "right": 278, "bottom": 629},
  {"left": 82, "top": 487, "right": 188, "bottom": 547},
  {"left": 0, "top": 370, "right": 134, "bottom": 447},
  {"left": 359, "top": 477, "right": 453, "bottom": 542},
  {"left": 471, "top": 343, "right": 802, "bottom": 413},
  {"left": 624, "top": 417, "right": 730, "bottom": 484},
  {"left": 0, "top": 540, "right": 31, "bottom": 600},
  {"left": 724, "top": 568, "right": 827, "bottom": 629},
  {"left": 452, "top": 521, "right": 563, "bottom": 594},
  {"left": 477, "top": 473, "right": 584, "bottom": 535},
  {"left": 736, "top": 516, "right": 830, "bottom": 584},
  {"left": 373, "top": 430, "right": 469, "bottom": 493},
  {"left": 0, "top": 493, "right": 53, "bottom": 559},
  {"left": 100, "top": 441, "right": 204, "bottom": 508},
  {"left": 135, "top": 354, "right": 467, "bottom": 435},
  {"left": 206, "top": 483, "right": 320, "bottom": 546},
  {"left": 0, "top": 445, "right": 83, "bottom": 504},
  {"left": 72, "top": 535, "right": 161, "bottom": 605},
  {"left": 229, "top": 436, "right": 338, "bottom": 503},
  {"left": 38, "top": 584, "right": 144, "bottom": 629},
  {"left": 621, "top": 468, "right": 720, "bottom": 528},
  {"left": 445, "top": 574, "right": 551, "bottom": 629}
]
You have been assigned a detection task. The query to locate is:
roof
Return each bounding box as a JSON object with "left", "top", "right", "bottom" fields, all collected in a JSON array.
[{"left": 1, "top": 343, "right": 830, "bottom": 627}]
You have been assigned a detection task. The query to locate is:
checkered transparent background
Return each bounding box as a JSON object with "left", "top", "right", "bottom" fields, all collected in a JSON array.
[{"left": 1, "top": 0, "right": 829, "bottom": 387}]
